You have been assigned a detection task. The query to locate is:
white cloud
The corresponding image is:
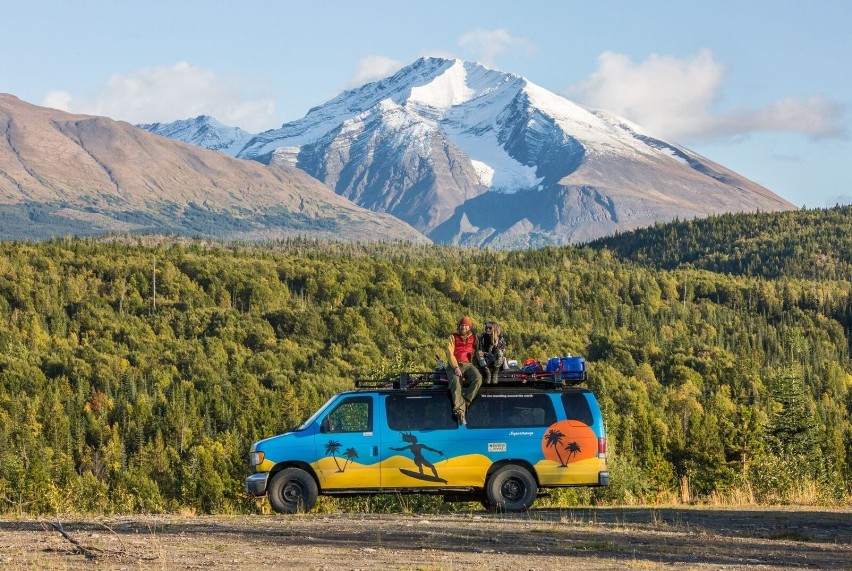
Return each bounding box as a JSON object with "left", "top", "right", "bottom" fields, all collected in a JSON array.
[
  {"left": 568, "top": 50, "right": 846, "bottom": 142},
  {"left": 41, "top": 62, "right": 276, "bottom": 132},
  {"left": 345, "top": 56, "right": 405, "bottom": 89},
  {"left": 458, "top": 28, "right": 533, "bottom": 67},
  {"left": 736, "top": 96, "right": 845, "bottom": 139}
]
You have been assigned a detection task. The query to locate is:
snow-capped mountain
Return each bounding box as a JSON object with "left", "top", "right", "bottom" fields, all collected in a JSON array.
[
  {"left": 150, "top": 58, "right": 795, "bottom": 247},
  {"left": 138, "top": 115, "right": 254, "bottom": 156}
]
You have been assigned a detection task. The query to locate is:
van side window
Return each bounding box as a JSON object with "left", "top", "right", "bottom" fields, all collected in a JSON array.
[
  {"left": 561, "top": 393, "right": 594, "bottom": 426},
  {"left": 467, "top": 394, "right": 556, "bottom": 429},
  {"left": 386, "top": 394, "right": 457, "bottom": 431},
  {"left": 326, "top": 396, "right": 373, "bottom": 433}
]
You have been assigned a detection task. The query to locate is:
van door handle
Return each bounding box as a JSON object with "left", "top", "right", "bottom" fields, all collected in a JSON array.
[{"left": 373, "top": 446, "right": 378, "bottom": 456}]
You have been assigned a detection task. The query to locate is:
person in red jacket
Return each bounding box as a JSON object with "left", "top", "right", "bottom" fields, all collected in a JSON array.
[{"left": 446, "top": 315, "right": 482, "bottom": 425}]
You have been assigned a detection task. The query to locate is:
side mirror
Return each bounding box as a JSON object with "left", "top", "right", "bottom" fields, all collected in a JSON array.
[{"left": 320, "top": 418, "right": 330, "bottom": 433}]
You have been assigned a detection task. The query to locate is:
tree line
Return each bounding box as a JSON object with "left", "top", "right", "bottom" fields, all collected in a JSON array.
[{"left": 0, "top": 209, "right": 850, "bottom": 513}]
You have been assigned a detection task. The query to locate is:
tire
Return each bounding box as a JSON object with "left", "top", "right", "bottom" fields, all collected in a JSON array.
[
  {"left": 267, "top": 467, "right": 318, "bottom": 514},
  {"left": 485, "top": 465, "right": 537, "bottom": 512}
]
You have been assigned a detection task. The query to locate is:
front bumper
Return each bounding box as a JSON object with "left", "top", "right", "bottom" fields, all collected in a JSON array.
[{"left": 245, "top": 472, "right": 270, "bottom": 497}]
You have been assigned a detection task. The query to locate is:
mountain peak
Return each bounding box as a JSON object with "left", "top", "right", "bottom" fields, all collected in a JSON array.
[{"left": 138, "top": 115, "right": 254, "bottom": 154}]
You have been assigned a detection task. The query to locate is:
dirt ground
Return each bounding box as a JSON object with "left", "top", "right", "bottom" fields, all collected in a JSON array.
[{"left": 1, "top": 506, "right": 850, "bottom": 570}]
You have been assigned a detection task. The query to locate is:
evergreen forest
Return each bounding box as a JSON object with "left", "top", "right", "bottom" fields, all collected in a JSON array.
[{"left": 1, "top": 206, "right": 850, "bottom": 514}]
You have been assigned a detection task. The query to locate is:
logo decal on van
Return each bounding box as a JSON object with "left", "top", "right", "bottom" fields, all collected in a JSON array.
[
  {"left": 542, "top": 421, "right": 596, "bottom": 467},
  {"left": 390, "top": 433, "right": 448, "bottom": 483}
]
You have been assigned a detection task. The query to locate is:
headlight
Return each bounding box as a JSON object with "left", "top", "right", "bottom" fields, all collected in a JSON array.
[{"left": 249, "top": 451, "right": 265, "bottom": 468}]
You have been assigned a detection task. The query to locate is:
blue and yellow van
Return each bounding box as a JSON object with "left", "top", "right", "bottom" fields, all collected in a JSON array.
[{"left": 245, "top": 376, "right": 609, "bottom": 513}]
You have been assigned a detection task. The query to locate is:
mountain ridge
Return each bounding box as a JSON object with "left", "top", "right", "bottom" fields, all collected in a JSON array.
[{"left": 143, "top": 57, "right": 794, "bottom": 247}]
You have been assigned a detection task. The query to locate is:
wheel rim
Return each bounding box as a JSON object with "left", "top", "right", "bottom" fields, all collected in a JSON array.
[
  {"left": 501, "top": 477, "right": 525, "bottom": 501},
  {"left": 282, "top": 481, "right": 304, "bottom": 504}
]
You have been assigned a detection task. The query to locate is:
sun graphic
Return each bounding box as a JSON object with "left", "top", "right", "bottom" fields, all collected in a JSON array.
[{"left": 541, "top": 420, "right": 597, "bottom": 466}]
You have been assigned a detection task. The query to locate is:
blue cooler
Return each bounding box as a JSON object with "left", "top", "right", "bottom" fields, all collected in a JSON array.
[{"left": 545, "top": 355, "right": 587, "bottom": 382}]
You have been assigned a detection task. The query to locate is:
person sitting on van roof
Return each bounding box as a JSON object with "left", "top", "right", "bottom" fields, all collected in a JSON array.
[
  {"left": 446, "top": 315, "right": 482, "bottom": 425},
  {"left": 476, "top": 320, "right": 507, "bottom": 385}
]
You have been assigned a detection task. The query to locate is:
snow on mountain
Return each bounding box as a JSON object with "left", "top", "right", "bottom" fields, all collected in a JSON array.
[
  {"left": 138, "top": 115, "right": 254, "bottom": 156},
  {"left": 239, "top": 58, "right": 693, "bottom": 191},
  {"left": 240, "top": 59, "right": 549, "bottom": 193}
]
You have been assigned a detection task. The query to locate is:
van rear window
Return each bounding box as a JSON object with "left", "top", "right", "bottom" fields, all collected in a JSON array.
[
  {"left": 561, "top": 393, "right": 594, "bottom": 426},
  {"left": 467, "top": 394, "right": 556, "bottom": 429},
  {"left": 386, "top": 394, "right": 457, "bottom": 431}
]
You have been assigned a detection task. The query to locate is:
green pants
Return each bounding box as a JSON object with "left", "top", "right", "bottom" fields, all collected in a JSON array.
[{"left": 448, "top": 362, "right": 482, "bottom": 411}]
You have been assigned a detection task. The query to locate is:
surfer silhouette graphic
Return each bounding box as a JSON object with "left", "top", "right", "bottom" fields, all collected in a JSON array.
[{"left": 390, "top": 433, "right": 448, "bottom": 483}]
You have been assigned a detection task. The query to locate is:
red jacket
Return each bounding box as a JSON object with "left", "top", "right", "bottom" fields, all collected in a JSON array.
[{"left": 448, "top": 332, "right": 478, "bottom": 367}]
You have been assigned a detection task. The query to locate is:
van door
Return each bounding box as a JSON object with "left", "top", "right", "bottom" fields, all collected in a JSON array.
[
  {"left": 379, "top": 393, "right": 463, "bottom": 487},
  {"left": 315, "top": 394, "right": 381, "bottom": 489}
]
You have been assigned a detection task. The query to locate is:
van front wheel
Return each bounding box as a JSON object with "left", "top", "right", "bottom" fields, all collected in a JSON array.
[
  {"left": 485, "top": 465, "right": 537, "bottom": 512},
  {"left": 268, "top": 468, "right": 318, "bottom": 514}
]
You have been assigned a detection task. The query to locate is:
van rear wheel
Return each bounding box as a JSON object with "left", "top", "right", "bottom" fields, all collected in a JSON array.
[
  {"left": 485, "top": 465, "right": 537, "bottom": 512},
  {"left": 268, "top": 468, "right": 318, "bottom": 514}
]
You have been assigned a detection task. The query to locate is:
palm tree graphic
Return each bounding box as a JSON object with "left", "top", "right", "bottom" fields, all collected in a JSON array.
[
  {"left": 325, "top": 440, "right": 343, "bottom": 471},
  {"left": 544, "top": 428, "right": 567, "bottom": 466},
  {"left": 565, "top": 441, "right": 582, "bottom": 463},
  {"left": 342, "top": 447, "right": 359, "bottom": 471}
]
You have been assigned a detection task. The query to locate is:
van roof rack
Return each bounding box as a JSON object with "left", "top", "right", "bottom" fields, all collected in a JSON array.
[
  {"left": 354, "top": 371, "right": 441, "bottom": 390},
  {"left": 354, "top": 370, "right": 586, "bottom": 391}
]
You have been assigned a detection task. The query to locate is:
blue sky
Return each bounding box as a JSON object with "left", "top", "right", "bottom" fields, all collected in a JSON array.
[{"left": 3, "top": 0, "right": 850, "bottom": 207}]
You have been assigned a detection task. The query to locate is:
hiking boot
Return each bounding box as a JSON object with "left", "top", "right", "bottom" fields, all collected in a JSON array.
[{"left": 454, "top": 408, "right": 466, "bottom": 425}]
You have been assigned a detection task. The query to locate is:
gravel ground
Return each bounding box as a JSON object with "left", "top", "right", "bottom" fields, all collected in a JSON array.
[{"left": 1, "top": 506, "right": 850, "bottom": 570}]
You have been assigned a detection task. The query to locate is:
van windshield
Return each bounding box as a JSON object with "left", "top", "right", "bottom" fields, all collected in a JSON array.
[{"left": 296, "top": 395, "right": 338, "bottom": 431}]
